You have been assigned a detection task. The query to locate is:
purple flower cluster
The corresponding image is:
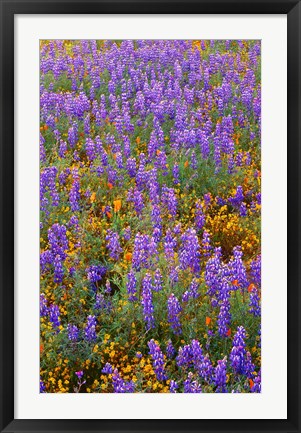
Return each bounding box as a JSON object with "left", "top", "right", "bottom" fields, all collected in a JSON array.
[
  {"left": 213, "top": 357, "right": 227, "bottom": 393},
  {"left": 179, "top": 228, "right": 201, "bottom": 274},
  {"left": 106, "top": 230, "right": 122, "bottom": 260},
  {"left": 167, "top": 294, "right": 182, "bottom": 335},
  {"left": 184, "top": 372, "right": 202, "bottom": 393},
  {"left": 86, "top": 265, "right": 106, "bottom": 283},
  {"left": 182, "top": 278, "right": 199, "bottom": 302},
  {"left": 67, "top": 324, "right": 79, "bottom": 341},
  {"left": 249, "top": 287, "right": 261, "bottom": 316},
  {"left": 230, "top": 326, "right": 254, "bottom": 378},
  {"left": 84, "top": 315, "right": 97, "bottom": 341},
  {"left": 112, "top": 369, "right": 135, "bottom": 393},
  {"left": 141, "top": 273, "right": 155, "bottom": 330},
  {"left": 148, "top": 339, "right": 168, "bottom": 381}
]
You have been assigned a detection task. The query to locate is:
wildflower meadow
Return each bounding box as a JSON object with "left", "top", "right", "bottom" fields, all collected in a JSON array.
[{"left": 40, "top": 40, "right": 261, "bottom": 394}]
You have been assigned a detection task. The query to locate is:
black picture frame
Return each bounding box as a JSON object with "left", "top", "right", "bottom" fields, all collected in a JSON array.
[{"left": 0, "top": 1, "right": 300, "bottom": 432}]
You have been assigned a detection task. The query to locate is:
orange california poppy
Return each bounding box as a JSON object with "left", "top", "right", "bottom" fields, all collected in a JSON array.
[
  {"left": 248, "top": 283, "right": 255, "bottom": 293},
  {"left": 125, "top": 252, "right": 132, "bottom": 262},
  {"left": 206, "top": 316, "right": 211, "bottom": 326},
  {"left": 114, "top": 199, "right": 121, "bottom": 212}
]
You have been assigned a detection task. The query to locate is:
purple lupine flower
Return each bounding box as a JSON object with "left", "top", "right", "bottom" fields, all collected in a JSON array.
[
  {"left": 123, "top": 226, "right": 131, "bottom": 241},
  {"left": 84, "top": 315, "right": 97, "bottom": 341},
  {"left": 230, "top": 246, "right": 248, "bottom": 289},
  {"left": 136, "top": 153, "right": 147, "bottom": 190},
  {"left": 49, "top": 304, "right": 60, "bottom": 329},
  {"left": 172, "top": 163, "right": 180, "bottom": 184},
  {"left": 250, "top": 255, "right": 261, "bottom": 287},
  {"left": 58, "top": 140, "right": 67, "bottom": 158},
  {"left": 166, "top": 340, "right": 176, "bottom": 359},
  {"left": 214, "top": 358, "right": 227, "bottom": 393},
  {"left": 148, "top": 168, "right": 160, "bottom": 202},
  {"left": 162, "top": 186, "right": 177, "bottom": 218},
  {"left": 126, "top": 269, "right": 137, "bottom": 301},
  {"left": 155, "top": 151, "right": 168, "bottom": 176},
  {"left": 68, "top": 125, "right": 77, "bottom": 147},
  {"left": 203, "top": 193, "right": 211, "bottom": 208},
  {"left": 164, "top": 229, "right": 177, "bottom": 260},
  {"left": 179, "top": 227, "right": 201, "bottom": 274},
  {"left": 176, "top": 344, "right": 193, "bottom": 368},
  {"left": 236, "top": 151, "right": 243, "bottom": 167},
  {"left": 69, "top": 179, "right": 80, "bottom": 212},
  {"left": 239, "top": 202, "right": 247, "bottom": 217},
  {"left": 167, "top": 294, "right": 182, "bottom": 335},
  {"left": 195, "top": 199, "right": 205, "bottom": 231},
  {"left": 151, "top": 204, "right": 162, "bottom": 238},
  {"left": 40, "top": 379, "right": 46, "bottom": 393},
  {"left": 127, "top": 187, "right": 144, "bottom": 215},
  {"left": 53, "top": 254, "right": 64, "bottom": 283},
  {"left": 102, "top": 362, "right": 113, "bottom": 374},
  {"left": 198, "top": 354, "right": 214, "bottom": 383},
  {"left": 184, "top": 372, "right": 202, "bottom": 393},
  {"left": 169, "top": 266, "right": 179, "bottom": 286},
  {"left": 84, "top": 113, "right": 90, "bottom": 135},
  {"left": 40, "top": 250, "right": 53, "bottom": 273},
  {"left": 48, "top": 223, "right": 68, "bottom": 260},
  {"left": 153, "top": 268, "right": 163, "bottom": 292},
  {"left": 112, "top": 369, "right": 135, "bottom": 393},
  {"left": 249, "top": 287, "right": 261, "bottom": 316},
  {"left": 182, "top": 278, "right": 199, "bottom": 302},
  {"left": 132, "top": 233, "right": 150, "bottom": 271},
  {"left": 106, "top": 230, "right": 122, "bottom": 260},
  {"left": 40, "top": 133, "right": 46, "bottom": 162},
  {"left": 229, "top": 185, "right": 244, "bottom": 207},
  {"left": 141, "top": 272, "right": 155, "bottom": 330},
  {"left": 217, "top": 298, "right": 231, "bottom": 338},
  {"left": 40, "top": 167, "right": 59, "bottom": 208},
  {"left": 170, "top": 380, "right": 178, "bottom": 393},
  {"left": 148, "top": 339, "right": 168, "bottom": 381},
  {"left": 86, "top": 265, "right": 106, "bottom": 283},
  {"left": 251, "top": 370, "right": 261, "bottom": 393},
  {"left": 190, "top": 339, "right": 204, "bottom": 368},
  {"left": 126, "top": 157, "right": 137, "bottom": 178},
  {"left": 94, "top": 293, "right": 108, "bottom": 310},
  {"left": 85, "top": 138, "right": 96, "bottom": 161},
  {"left": 67, "top": 324, "right": 79, "bottom": 341},
  {"left": 205, "top": 247, "right": 224, "bottom": 298},
  {"left": 40, "top": 293, "right": 48, "bottom": 317},
  {"left": 245, "top": 351, "right": 256, "bottom": 379},
  {"left": 173, "top": 223, "right": 182, "bottom": 236},
  {"left": 230, "top": 326, "right": 248, "bottom": 375}
]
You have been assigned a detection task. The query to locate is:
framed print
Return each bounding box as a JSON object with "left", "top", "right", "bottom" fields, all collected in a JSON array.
[{"left": 0, "top": 1, "right": 300, "bottom": 433}]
